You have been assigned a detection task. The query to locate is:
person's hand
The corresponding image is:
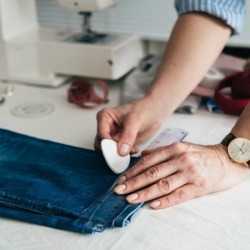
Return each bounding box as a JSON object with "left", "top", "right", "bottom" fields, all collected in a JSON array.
[
  {"left": 94, "top": 97, "right": 167, "bottom": 155},
  {"left": 114, "top": 142, "right": 250, "bottom": 209}
]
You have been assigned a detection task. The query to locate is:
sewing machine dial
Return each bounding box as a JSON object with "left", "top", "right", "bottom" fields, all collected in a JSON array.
[{"left": 228, "top": 138, "right": 250, "bottom": 164}]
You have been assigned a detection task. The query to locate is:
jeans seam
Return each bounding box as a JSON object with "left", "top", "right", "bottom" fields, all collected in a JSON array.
[{"left": 0, "top": 192, "right": 77, "bottom": 218}]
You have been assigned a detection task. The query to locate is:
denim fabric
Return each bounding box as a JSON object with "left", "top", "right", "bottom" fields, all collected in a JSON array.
[{"left": 0, "top": 129, "right": 143, "bottom": 234}]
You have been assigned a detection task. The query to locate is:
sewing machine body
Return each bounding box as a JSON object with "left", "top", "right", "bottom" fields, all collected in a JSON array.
[{"left": 0, "top": 0, "right": 143, "bottom": 87}]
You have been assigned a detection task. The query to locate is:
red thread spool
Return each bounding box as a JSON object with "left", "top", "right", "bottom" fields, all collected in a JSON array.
[
  {"left": 214, "top": 71, "right": 250, "bottom": 116},
  {"left": 231, "top": 72, "right": 250, "bottom": 98},
  {"left": 68, "top": 79, "right": 109, "bottom": 109}
]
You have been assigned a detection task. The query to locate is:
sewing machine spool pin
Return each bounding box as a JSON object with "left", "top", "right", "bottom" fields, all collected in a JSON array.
[{"left": 73, "top": 12, "right": 107, "bottom": 43}]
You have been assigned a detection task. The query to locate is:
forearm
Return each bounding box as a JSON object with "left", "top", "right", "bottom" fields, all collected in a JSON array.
[
  {"left": 146, "top": 13, "right": 231, "bottom": 116},
  {"left": 231, "top": 104, "right": 250, "bottom": 138}
]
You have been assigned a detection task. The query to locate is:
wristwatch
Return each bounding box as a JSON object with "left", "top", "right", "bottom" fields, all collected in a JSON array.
[{"left": 221, "top": 133, "right": 250, "bottom": 166}]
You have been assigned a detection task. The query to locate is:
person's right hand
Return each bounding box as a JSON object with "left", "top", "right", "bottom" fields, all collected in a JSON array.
[{"left": 94, "top": 97, "right": 167, "bottom": 156}]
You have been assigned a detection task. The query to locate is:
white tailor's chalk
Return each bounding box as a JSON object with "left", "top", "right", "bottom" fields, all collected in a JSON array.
[{"left": 101, "top": 139, "right": 130, "bottom": 174}]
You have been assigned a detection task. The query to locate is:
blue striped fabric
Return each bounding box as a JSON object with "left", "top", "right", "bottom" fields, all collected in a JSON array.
[{"left": 175, "top": 0, "right": 245, "bottom": 34}]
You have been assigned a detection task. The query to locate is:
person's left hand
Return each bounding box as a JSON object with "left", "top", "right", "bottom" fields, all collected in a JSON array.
[{"left": 114, "top": 141, "right": 250, "bottom": 209}]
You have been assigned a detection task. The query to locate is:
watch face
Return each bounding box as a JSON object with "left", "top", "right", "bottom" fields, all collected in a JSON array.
[{"left": 228, "top": 138, "right": 250, "bottom": 164}]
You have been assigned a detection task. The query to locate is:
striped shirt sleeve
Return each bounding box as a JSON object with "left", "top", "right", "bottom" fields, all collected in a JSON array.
[{"left": 175, "top": 0, "right": 245, "bottom": 35}]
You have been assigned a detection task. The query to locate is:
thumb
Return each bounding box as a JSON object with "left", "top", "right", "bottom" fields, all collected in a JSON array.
[{"left": 118, "top": 117, "right": 140, "bottom": 156}]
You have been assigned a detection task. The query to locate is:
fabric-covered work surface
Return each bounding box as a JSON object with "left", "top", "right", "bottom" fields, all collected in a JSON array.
[{"left": 0, "top": 83, "right": 250, "bottom": 249}]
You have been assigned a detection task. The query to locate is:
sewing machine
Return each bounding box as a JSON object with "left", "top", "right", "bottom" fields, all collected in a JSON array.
[{"left": 0, "top": 0, "right": 143, "bottom": 87}]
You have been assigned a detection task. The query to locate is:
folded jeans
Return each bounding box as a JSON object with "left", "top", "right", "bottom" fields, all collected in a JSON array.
[{"left": 0, "top": 129, "right": 143, "bottom": 234}]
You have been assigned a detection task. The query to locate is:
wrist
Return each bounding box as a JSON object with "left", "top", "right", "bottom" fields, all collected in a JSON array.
[
  {"left": 230, "top": 104, "right": 250, "bottom": 140},
  {"left": 133, "top": 96, "right": 168, "bottom": 125},
  {"left": 230, "top": 129, "right": 250, "bottom": 141},
  {"left": 144, "top": 89, "right": 171, "bottom": 117}
]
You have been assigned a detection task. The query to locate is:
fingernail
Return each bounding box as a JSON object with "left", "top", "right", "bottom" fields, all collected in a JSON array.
[
  {"left": 120, "top": 143, "right": 130, "bottom": 155},
  {"left": 114, "top": 184, "right": 126, "bottom": 193},
  {"left": 118, "top": 176, "right": 127, "bottom": 184},
  {"left": 126, "top": 193, "right": 139, "bottom": 202},
  {"left": 150, "top": 200, "right": 161, "bottom": 208}
]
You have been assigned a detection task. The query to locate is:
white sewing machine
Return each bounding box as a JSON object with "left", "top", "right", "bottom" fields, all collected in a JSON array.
[{"left": 0, "top": 0, "right": 143, "bottom": 87}]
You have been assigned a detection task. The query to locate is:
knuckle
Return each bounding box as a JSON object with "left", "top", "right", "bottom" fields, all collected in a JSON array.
[
  {"left": 140, "top": 189, "right": 151, "bottom": 200},
  {"left": 141, "top": 154, "right": 153, "bottom": 167},
  {"left": 157, "top": 178, "right": 172, "bottom": 193},
  {"left": 97, "top": 108, "right": 113, "bottom": 120},
  {"left": 173, "top": 189, "right": 186, "bottom": 200},
  {"left": 197, "top": 177, "right": 207, "bottom": 189},
  {"left": 162, "top": 195, "right": 171, "bottom": 205},
  {"left": 126, "top": 178, "right": 137, "bottom": 188},
  {"left": 180, "top": 152, "right": 193, "bottom": 165},
  {"left": 122, "top": 131, "right": 134, "bottom": 141},
  {"left": 188, "top": 165, "right": 200, "bottom": 176},
  {"left": 97, "top": 109, "right": 106, "bottom": 118},
  {"left": 158, "top": 148, "right": 167, "bottom": 156},
  {"left": 187, "top": 166, "right": 196, "bottom": 177},
  {"left": 145, "top": 166, "right": 159, "bottom": 179},
  {"left": 171, "top": 141, "right": 183, "bottom": 152}
]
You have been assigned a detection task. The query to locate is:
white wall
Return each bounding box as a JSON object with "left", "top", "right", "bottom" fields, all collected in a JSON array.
[{"left": 37, "top": 0, "right": 250, "bottom": 47}]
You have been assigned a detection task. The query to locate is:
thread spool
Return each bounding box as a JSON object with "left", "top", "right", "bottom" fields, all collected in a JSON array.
[
  {"left": 200, "top": 67, "right": 225, "bottom": 89},
  {"left": 68, "top": 79, "right": 109, "bottom": 109},
  {"left": 214, "top": 71, "right": 250, "bottom": 116}
]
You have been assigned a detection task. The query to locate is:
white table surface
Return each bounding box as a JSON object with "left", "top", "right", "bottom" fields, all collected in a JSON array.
[{"left": 0, "top": 81, "right": 249, "bottom": 250}]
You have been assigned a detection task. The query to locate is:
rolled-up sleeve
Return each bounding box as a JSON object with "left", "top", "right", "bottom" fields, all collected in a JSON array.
[{"left": 175, "top": 0, "right": 245, "bottom": 35}]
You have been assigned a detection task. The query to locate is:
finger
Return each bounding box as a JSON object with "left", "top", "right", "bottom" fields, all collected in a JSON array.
[
  {"left": 95, "top": 109, "right": 119, "bottom": 151},
  {"left": 141, "top": 145, "right": 172, "bottom": 156},
  {"left": 117, "top": 116, "right": 140, "bottom": 156},
  {"left": 150, "top": 184, "right": 199, "bottom": 210},
  {"left": 94, "top": 135, "right": 103, "bottom": 151},
  {"left": 142, "top": 141, "right": 187, "bottom": 156},
  {"left": 130, "top": 145, "right": 139, "bottom": 155},
  {"left": 115, "top": 160, "right": 179, "bottom": 195},
  {"left": 94, "top": 132, "right": 113, "bottom": 151},
  {"left": 117, "top": 142, "right": 186, "bottom": 184},
  {"left": 96, "top": 109, "right": 113, "bottom": 139},
  {"left": 126, "top": 172, "right": 187, "bottom": 204},
  {"left": 95, "top": 135, "right": 139, "bottom": 153}
]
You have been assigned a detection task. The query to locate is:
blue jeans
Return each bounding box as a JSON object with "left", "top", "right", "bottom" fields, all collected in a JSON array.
[{"left": 0, "top": 129, "right": 143, "bottom": 234}]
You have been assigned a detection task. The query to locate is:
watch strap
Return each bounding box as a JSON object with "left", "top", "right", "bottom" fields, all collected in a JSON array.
[{"left": 221, "top": 133, "right": 236, "bottom": 147}]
